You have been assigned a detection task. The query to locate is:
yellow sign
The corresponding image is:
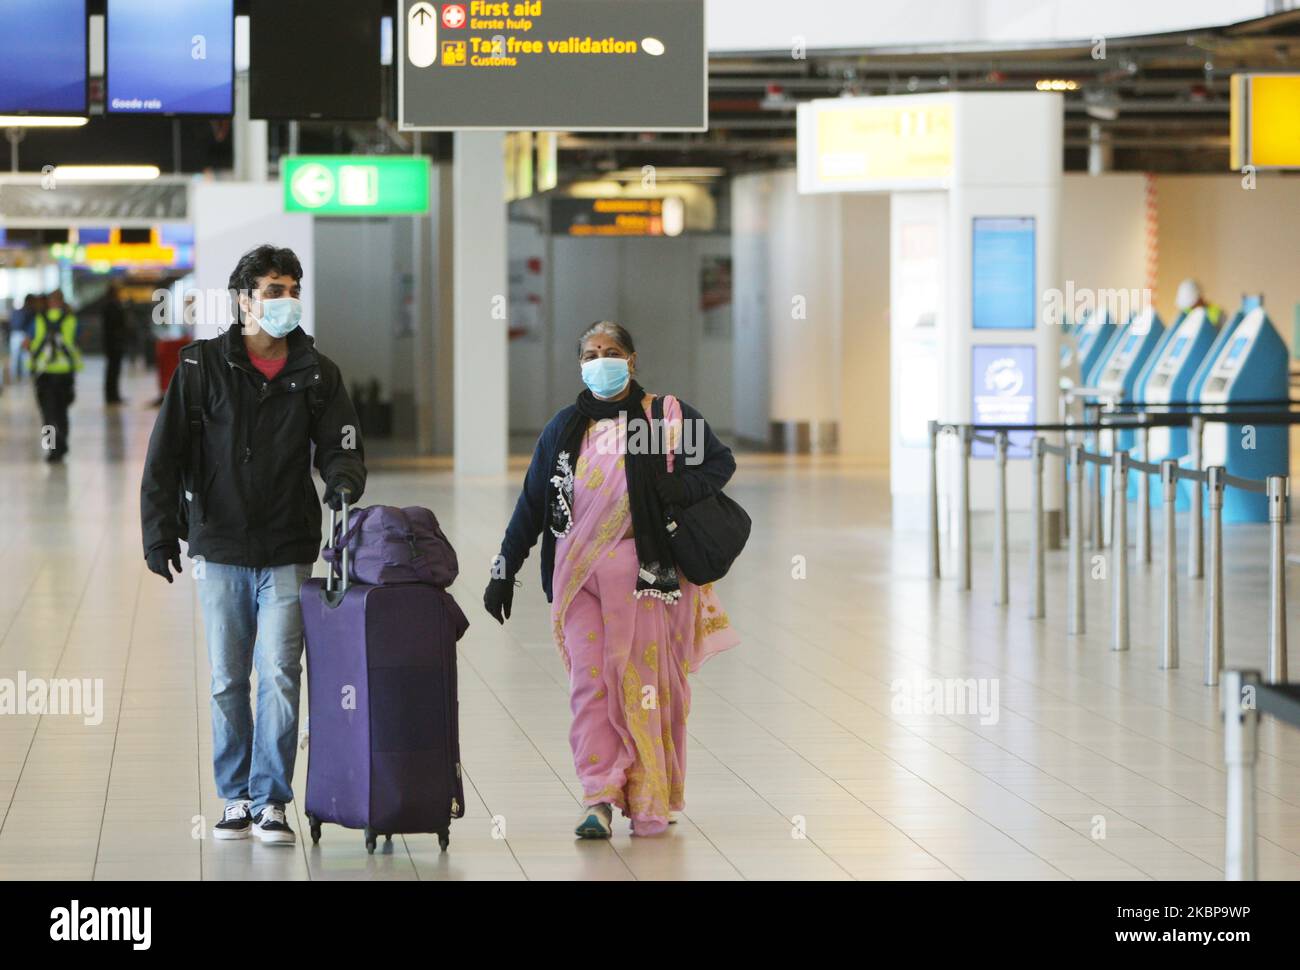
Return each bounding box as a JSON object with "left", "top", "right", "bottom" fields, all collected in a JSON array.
[
  {"left": 441, "top": 40, "right": 467, "bottom": 66},
  {"left": 1231, "top": 74, "right": 1300, "bottom": 169},
  {"left": 813, "top": 102, "right": 954, "bottom": 185}
]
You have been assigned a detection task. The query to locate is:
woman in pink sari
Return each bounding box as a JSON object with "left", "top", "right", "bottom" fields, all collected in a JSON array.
[{"left": 485, "top": 321, "right": 740, "bottom": 837}]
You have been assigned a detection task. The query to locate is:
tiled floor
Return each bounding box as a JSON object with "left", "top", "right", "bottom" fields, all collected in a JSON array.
[{"left": 1, "top": 361, "right": 1298, "bottom": 881}]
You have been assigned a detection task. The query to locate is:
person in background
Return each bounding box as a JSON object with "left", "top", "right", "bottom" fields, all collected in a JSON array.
[
  {"left": 484, "top": 321, "right": 740, "bottom": 839},
  {"left": 1174, "top": 278, "right": 1223, "bottom": 326},
  {"left": 7, "top": 294, "right": 38, "bottom": 382},
  {"left": 102, "top": 283, "right": 128, "bottom": 405},
  {"left": 140, "top": 244, "right": 367, "bottom": 846},
  {"left": 26, "top": 290, "right": 82, "bottom": 464}
]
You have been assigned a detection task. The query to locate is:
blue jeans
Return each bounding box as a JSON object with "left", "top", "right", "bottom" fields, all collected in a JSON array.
[{"left": 196, "top": 562, "right": 314, "bottom": 816}]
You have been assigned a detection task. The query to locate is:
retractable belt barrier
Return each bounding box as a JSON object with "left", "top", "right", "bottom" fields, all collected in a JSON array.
[
  {"left": 927, "top": 410, "right": 1293, "bottom": 687},
  {"left": 929, "top": 410, "right": 1297, "bottom": 883}
]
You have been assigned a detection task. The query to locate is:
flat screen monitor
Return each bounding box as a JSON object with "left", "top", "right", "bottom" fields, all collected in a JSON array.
[
  {"left": 0, "top": 0, "right": 87, "bottom": 115},
  {"left": 76, "top": 227, "right": 112, "bottom": 245},
  {"left": 1226, "top": 336, "right": 1249, "bottom": 364},
  {"left": 1168, "top": 336, "right": 1188, "bottom": 360},
  {"left": 118, "top": 227, "right": 152, "bottom": 244},
  {"left": 107, "top": 0, "right": 233, "bottom": 115},
  {"left": 250, "top": 0, "right": 381, "bottom": 120},
  {"left": 972, "top": 217, "right": 1036, "bottom": 330}
]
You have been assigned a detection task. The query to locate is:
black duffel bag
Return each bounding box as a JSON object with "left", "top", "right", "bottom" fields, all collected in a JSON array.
[{"left": 652, "top": 396, "right": 751, "bottom": 585}]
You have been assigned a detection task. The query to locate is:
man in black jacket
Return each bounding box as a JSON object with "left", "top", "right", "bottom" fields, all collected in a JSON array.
[{"left": 140, "top": 245, "right": 366, "bottom": 846}]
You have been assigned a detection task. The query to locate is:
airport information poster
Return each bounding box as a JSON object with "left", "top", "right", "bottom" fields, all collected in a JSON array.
[
  {"left": 971, "top": 216, "right": 1036, "bottom": 330},
  {"left": 971, "top": 345, "right": 1036, "bottom": 458},
  {"left": 398, "top": 0, "right": 705, "bottom": 129}
]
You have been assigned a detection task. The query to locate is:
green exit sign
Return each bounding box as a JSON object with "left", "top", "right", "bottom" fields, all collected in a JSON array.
[{"left": 282, "top": 155, "right": 431, "bottom": 216}]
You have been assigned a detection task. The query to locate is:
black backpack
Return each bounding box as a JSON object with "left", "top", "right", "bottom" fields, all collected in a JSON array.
[{"left": 651, "top": 395, "right": 750, "bottom": 585}]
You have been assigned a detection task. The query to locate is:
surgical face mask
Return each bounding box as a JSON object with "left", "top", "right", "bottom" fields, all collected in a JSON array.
[
  {"left": 581, "top": 356, "right": 630, "bottom": 398},
  {"left": 251, "top": 297, "right": 303, "bottom": 338}
]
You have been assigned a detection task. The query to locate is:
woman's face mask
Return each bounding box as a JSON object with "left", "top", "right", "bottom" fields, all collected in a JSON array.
[
  {"left": 581, "top": 356, "right": 630, "bottom": 398},
  {"left": 250, "top": 297, "right": 303, "bottom": 338}
]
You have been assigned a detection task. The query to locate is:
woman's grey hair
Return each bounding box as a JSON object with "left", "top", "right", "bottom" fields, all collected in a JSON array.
[{"left": 577, "top": 320, "right": 636, "bottom": 357}]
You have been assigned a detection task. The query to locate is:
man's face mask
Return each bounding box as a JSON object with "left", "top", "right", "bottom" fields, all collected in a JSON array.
[{"left": 250, "top": 297, "right": 303, "bottom": 338}]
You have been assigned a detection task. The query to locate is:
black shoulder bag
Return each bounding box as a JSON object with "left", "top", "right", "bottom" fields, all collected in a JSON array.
[{"left": 652, "top": 395, "right": 750, "bottom": 585}]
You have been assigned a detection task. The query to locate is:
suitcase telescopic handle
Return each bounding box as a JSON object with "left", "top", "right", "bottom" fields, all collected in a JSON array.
[{"left": 323, "top": 488, "right": 352, "bottom": 601}]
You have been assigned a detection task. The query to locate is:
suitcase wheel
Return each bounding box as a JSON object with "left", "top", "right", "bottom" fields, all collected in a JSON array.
[
  {"left": 365, "top": 827, "right": 377, "bottom": 854},
  {"left": 306, "top": 813, "right": 322, "bottom": 845},
  {"left": 438, "top": 830, "right": 450, "bottom": 852}
]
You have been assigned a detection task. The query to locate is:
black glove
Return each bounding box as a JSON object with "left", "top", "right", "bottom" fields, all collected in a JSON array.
[
  {"left": 654, "top": 473, "right": 690, "bottom": 508},
  {"left": 324, "top": 480, "right": 355, "bottom": 511},
  {"left": 146, "top": 543, "right": 183, "bottom": 584},
  {"left": 484, "top": 576, "right": 515, "bottom": 625}
]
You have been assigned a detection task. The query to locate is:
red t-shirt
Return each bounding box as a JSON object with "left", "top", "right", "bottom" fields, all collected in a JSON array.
[{"left": 247, "top": 350, "right": 287, "bottom": 382}]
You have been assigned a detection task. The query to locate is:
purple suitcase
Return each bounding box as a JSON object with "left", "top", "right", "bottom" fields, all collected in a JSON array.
[{"left": 300, "top": 502, "right": 468, "bottom": 854}]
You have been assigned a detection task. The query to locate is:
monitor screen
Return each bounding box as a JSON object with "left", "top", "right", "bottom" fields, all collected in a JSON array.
[
  {"left": 972, "top": 217, "right": 1036, "bottom": 330},
  {"left": 250, "top": 0, "right": 381, "bottom": 120},
  {"left": 1226, "top": 336, "right": 1249, "bottom": 364},
  {"left": 107, "top": 0, "right": 233, "bottom": 114},
  {"left": 0, "top": 0, "right": 87, "bottom": 115},
  {"left": 1168, "top": 336, "right": 1188, "bottom": 360},
  {"left": 1122, "top": 334, "right": 1139, "bottom": 355},
  {"left": 76, "top": 227, "right": 112, "bottom": 245}
]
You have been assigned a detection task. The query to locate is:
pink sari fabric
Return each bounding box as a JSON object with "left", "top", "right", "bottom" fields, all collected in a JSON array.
[{"left": 551, "top": 394, "right": 739, "bottom": 831}]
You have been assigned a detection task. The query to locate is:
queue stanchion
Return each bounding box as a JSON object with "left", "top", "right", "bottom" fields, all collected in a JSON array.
[
  {"left": 1059, "top": 391, "right": 1070, "bottom": 542},
  {"left": 1137, "top": 425, "right": 1151, "bottom": 565},
  {"left": 1068, "top": 444, "right": 1085, "bottom": 636},
  {"left": 1111, "top": 450, "right": 1129, "bottom": 652},
  {"left": 1031, "top": 436, "right": 1045, "bottom": 620},
  {"left": 994, "top": 431, "right": 1009, "bottom": 606},
  {"left": 1092, "top": 431, "right": 1105, "bottom": 551},
  {"left": 958, "top": 426, "right": 972, "bottom": 592},
  {"left": 928, "top": 420, "right": 941, "bottom": 580},
  {"left": 1267, "top": 476, "right": 1288, "bottom": 683},
  {"left": 1205, "top": 466, "right": 1225, "bottom": 687},
  {"left": 1189, "top": 416, "right": 1204, "bottom": 580},
  {"left": 1160, "top": 460, "right": 1179, "bottom": 670},
  {"left": 1222, "top": 669, "right": 1260, "bottom": 882},
  {"left": 1101, "top": 402, "right": 1116, "bottom": 549}
]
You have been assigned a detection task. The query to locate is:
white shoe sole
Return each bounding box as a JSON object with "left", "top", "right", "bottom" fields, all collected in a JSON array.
[
  {"left": 574, "top": 809, "right": 613, "bottom": 839},
  {"left": 212, "top": 826, "right": 251, "bottom": 841},
  {"left": 253, "top": 827, "right": 296, "bottom": 845}
]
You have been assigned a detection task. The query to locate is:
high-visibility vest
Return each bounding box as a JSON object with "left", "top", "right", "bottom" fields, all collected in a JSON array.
[{"left": 30, "top": 310, "right": 82, "bottom": 375}]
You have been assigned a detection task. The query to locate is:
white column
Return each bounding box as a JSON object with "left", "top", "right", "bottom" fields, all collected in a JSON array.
[{"left": 452, "top": 132, "right": 508, "bottom": 477}]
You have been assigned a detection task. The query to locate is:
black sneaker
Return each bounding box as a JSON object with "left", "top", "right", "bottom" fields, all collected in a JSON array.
[
  {"left": 213, "top": 799, "right": 253, "bottom": 840},
  {"left": 252, "top": 804, "right": 296, "bottom": 845}
]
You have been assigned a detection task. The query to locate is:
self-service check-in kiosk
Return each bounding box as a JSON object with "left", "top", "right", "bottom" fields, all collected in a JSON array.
[
  {"left": 1199, "top": 307, "right": 1289, "bottom": 522},
  {"left": 1188, "top": 296, "right": 1260, "bottom": 401},
  {"left": 1135, "top": 307, "right": 1218, "bottom": 505},
  {"left": 1064, "top": 307, "right": 1118, "bottom": 390},
  {"left": 1094, "top": 308, "right": 1165, "bottom": 449}
]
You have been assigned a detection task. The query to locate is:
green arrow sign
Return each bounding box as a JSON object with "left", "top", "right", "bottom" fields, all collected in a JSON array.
[{"left": 282, "top": 155, "right": 431, "bottom": 216}]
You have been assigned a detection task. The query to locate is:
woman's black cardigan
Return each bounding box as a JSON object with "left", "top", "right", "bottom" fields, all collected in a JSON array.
[{"left": 497, "top": 398, "right": 736, "bottom": 602}]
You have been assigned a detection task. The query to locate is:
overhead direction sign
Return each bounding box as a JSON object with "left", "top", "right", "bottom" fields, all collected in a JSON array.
[
  {"left": 398, "top": 0, "right": 706, "bottom": 131},
  {"left": 282, "top": 155, "right": 431, "bottom": 216}
]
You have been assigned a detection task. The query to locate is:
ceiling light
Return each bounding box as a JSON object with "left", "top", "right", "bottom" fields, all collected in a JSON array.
[
  {"left": 50, "top": 165, "right": 161, "bottom": 182},
  {"left": 0, "top": 116, "right": 89, "bottom": 128},
  {"left": 1036, "top": 79, "right": 1079, "bottom": 92}
]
